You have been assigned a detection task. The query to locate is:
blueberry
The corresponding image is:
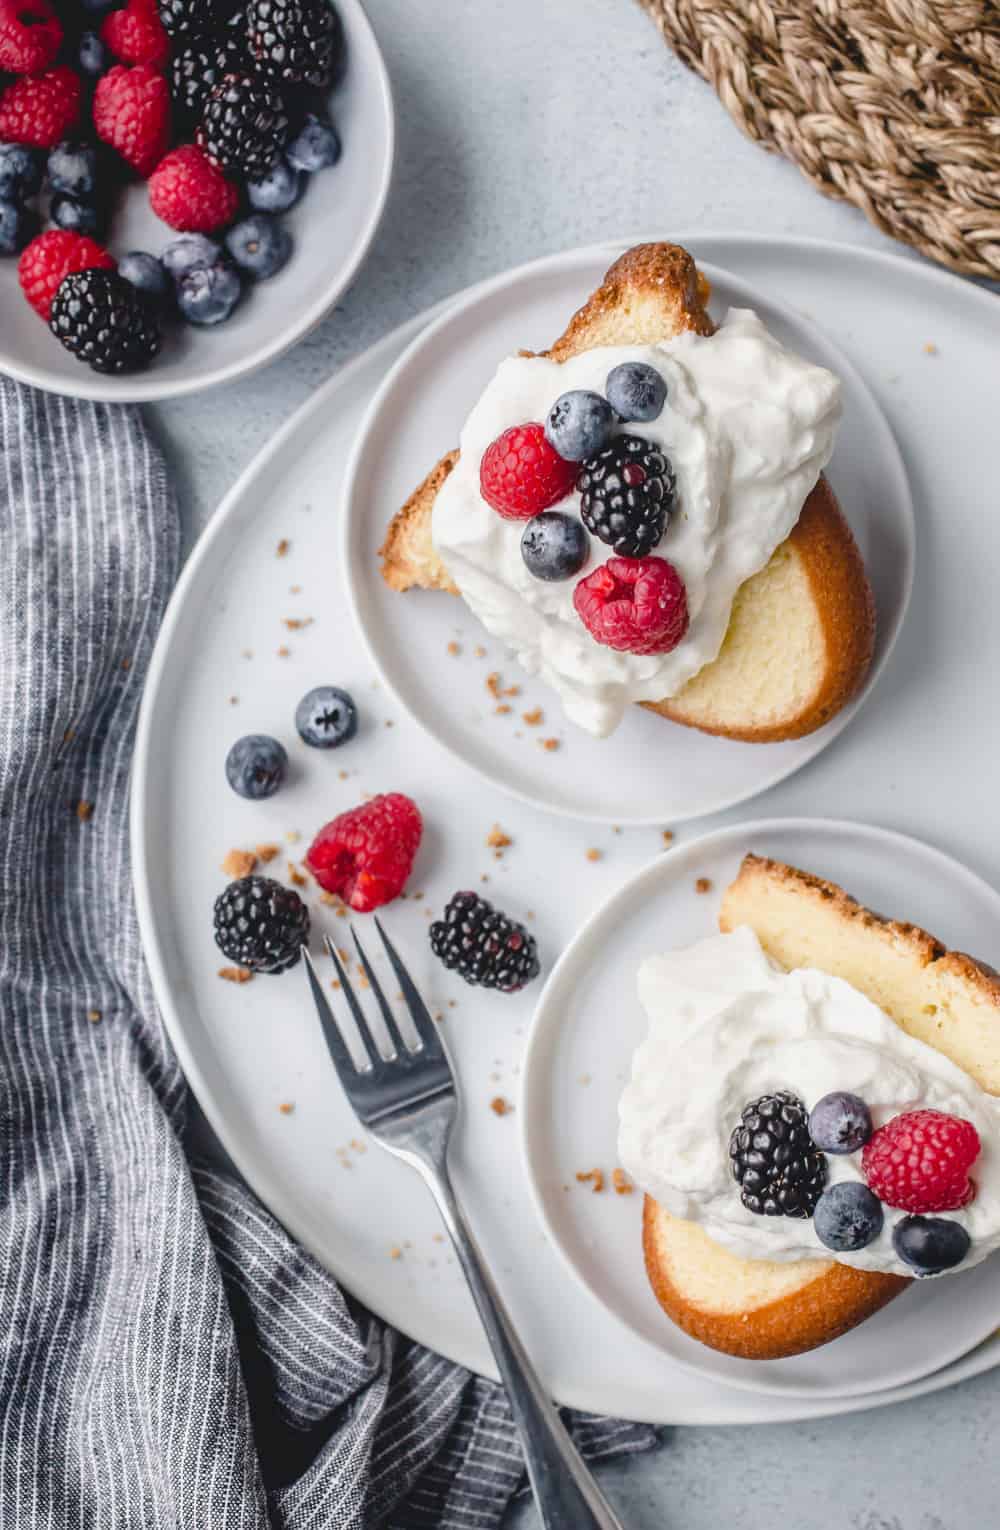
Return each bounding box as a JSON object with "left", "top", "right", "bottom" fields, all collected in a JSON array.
[
  {"left": 78, "top": 30, "right": 108, "bottom": 77},
  {"left": 119, "top": 250, "right": 171, "bottom": 307},
  {"left": 50, "top": 194, "right": 107, "bottom": 239},
  {"left": 893, "top": 1215, "right": 971, "bottom": 1276},
  {"left": 520, "top": 511, "right": 590, "bottom": 581},
  {"left": 286, "top": 114, "right": 341, "bottom": 172},
  {"left": 545, "top": 390, "right": 615, "bottom": 462},
  {"left": 81, "top": 0, "right": 118, "bottom": 11},
  {"left": 0, "top": 142, "right": 44, "bottom": 202},
  {"left": 225, "top": 734, "right": 288, "bottom": 799},
  {"left": 295, "top": 686, "right": 357, "bottom": 749},
  {"left": 809, "top": 1092, "right": 873, "bottom": 1155},
  {"left": 47, "top": 141, "right": 99, "bottom": 199},
  {"left": 161, "top": 233, "right": 222, "bottom": 279},
  {"left": 606, "top": 361, "right": 667, "bottom": 423},
  {"left": 247, "top": 158, "right": 302, "bottom": 213},
  {"left": 176, "top": 261, "right": 242, "bottom": 325},
  {"left": 0, "top": 199, "right": 38, "bottom": 256},
  {"left": 224, "top": 214, "right": 292, "bottom": 279},
  {"left": 814, "top": 1182, "right": 883, "bottom": 1252}
]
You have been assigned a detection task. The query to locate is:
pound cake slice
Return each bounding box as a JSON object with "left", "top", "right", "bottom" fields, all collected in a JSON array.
[
  {"left": 642, "top": 855, "right": 1000, "bottom": 1360},
  {"left": 379, "top": 242, "right": 875, "bottom": 743}
]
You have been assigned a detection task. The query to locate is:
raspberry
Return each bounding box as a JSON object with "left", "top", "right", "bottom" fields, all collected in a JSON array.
[
  {"left": 0, "top": 0, "right": 61, "bottom": 74},
  {"left": 305, "top": 794, "right": 422, "bottom": 914},
  {"left": 18, "top": 229, "right": 115, "bottom": 320},
  {"left": 149, "top": 144, "right": 239, "bottom": 232},
  {"left": 862, "top": 1109, "right": 980, "bottom": 1214},
  {"left": 0, "top": 66, "right": 80, "bottom": 148},
  {"left": 101, "top": 0, "right": 170, "bottom": 70},
  {"left": 573, "top": 555, "right": 689, "bottom": 655},
  {"left": 479, "top": 422, "right": 577, "bottom": 520},
  {"left": 93, "top": 63, "right": 171, "bottom": 178}
]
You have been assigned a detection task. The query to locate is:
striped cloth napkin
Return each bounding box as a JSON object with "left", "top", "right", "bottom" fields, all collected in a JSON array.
[{"left": 0, "top": 377, "right": 656, "bottom": 1527}]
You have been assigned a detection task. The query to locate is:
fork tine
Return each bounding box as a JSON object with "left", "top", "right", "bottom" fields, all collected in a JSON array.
[
  {"left": 301, "top": 945, "right": 363, "bottom": 1079},
  {"left": 323, "top": 936, "right": 382, "bottom": 1070},
  {"left": 373, "top": 916, "right": 446, "bottom": 1059},
  {"left": 351, "top": 927, "right": 411, "bottom": 1059}
]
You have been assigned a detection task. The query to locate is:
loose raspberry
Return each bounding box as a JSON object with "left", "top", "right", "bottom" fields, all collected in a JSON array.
[
  {"left": 101, "top": 0, "right": 170, "bottom": 70},
  {"left": 306, "top": 794, "right": 422, "bottom": 913},
  {"left": 479, "top": 422, "right": 577, "bottom": 520},
  {"left": 18, "top": 229, "right": 115, "bottom": 321},
  {"left": 93, "top": 63, "right": 171, "bottom": 178},
  {"left": 862, "top": 1109, "right": 980, "bottom": 1214},
  {"left": 148, "top": 143, "right": 240, "bottom": 232},
  {"left": 0, "top": 0, "right": 61, "bottom": 73},
  {"left": 0, "top": 66, "right": 79, "bottom": 148},
  {"left": 573, "top": 555, "right": 689, "bottom": 655}
]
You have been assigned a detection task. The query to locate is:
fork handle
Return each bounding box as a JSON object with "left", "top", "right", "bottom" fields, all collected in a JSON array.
[{"left": 417, "top": 1164, "right": 627, "bottom": 1530}]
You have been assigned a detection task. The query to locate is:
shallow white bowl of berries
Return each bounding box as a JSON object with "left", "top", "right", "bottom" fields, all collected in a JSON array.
[{"left": 0, "top": 0, "right": 393, "bottom": 403}]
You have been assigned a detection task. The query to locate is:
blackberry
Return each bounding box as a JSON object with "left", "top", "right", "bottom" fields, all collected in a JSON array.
[
  {"left": 729, "top": 1091, "right": 827, "bottom": 1218},
  {"left": 213, "top": 874, "right": 309, "bottom": 974},
  {"left": 197, "top": 73, "right": 290, "bottom": 180},
  {"left": 576, "top": 434, "right": 676, "bottom": 557},
  {"left": 170, "top": 32, "right": 248, "bottom": 123},
  {"left": 49, "top": 269, "right": 161, "bottom": 374},
  {"left": 158, "top": 0, "right": 238, "bottom": 37},
  {"left": 430, "top": 892, "right": 540, "bottom": 994},
  {"left": 246, "top": 0, "right": 343, "bottom": 87}
]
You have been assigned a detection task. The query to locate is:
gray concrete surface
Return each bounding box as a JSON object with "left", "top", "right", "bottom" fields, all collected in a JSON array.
[{"left": 148, "top": 2, "right": 998, "bottom": 1523}]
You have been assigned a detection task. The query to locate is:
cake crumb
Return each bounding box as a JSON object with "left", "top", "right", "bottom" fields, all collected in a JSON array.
[
  {"left": 474, "top": 645, "right": 486, "bottom": 658},
  {"left": 480, "top": 874, "right": 489, "bottom": 883},
  {"left": 276, "top": 538, "right": 289, "bottom": 557},
  {"left": 221, "top": 848, "right": 257, "bottom": 878},
  {"left": 661, "top": 830, "right": 674, "bottom": 847},
  {"left": 76, "top": 800, "right": 93, "bottom": 822},
  {"left": 283, "top": 617, "right": 313, "bottom": 631},
  {"left": 350, "top": 1138, "right": 366, "bottom": 1153},
  {"left": 695, "top": 877, "right": 712, "bottom": 895},
  {"left": 121, "top": 658, "right": 131, "bottom": 671},
  {"left": 502, "top": 683, "right": 520, "bottom": 698},
  {"left": 338, "top": 770, "right": 349, "bottom": 780},
  {"left": 495, "top": 704, "right": 511, "bottom": 715},
  {"left": 447, "top": 641, "right": 461, "bottom": 656},
  {"left": 486, "top": 671, "right": 502, "bottom": 699},
  {"left": 86, "top": 1008, "right": 102, "bottom": 1024},
  {"left": 540, "top": 738, "right": 560, "bottom": 752},
  {"left": 923, "top": 342, "right": 938, "bottom": 355},
  {"left": 288, "top": 863, "right": 308, "bottom": 887},
  {"left": 612, "top": 1168, "right": 634, "bottom": 1196},
  {"left": 278, "top": 1101, "right": 295, "bottom": 1115},
  {"left": 522, "top": 706, "right": 543, "bottom": 727},
  {"left": 277, "top": 645, "right": 291, "bottom": 658},
  {"left": 286, "top": 830, "right": 301, "bottom": 844},
  {"left": 319, "top": 890, "right": 342, "bottom": 906},
  {"left": 923, "top": 1003, "right": 938, "bottom": 1016},
  {"left": 218, "top": 966, "right": 253, "bottom": 984},
  {"left": 256, "top": 844, "right": 280, "bottom": 863},
  {"left": 576, "top": 1169, "right": 605, "bottom": 1194},
  {"left": 331, "top": 979, "right": 341, "bottom": 990},
  {"left": 490, "top": 1096, "right": 513, "bottom": 1117},
  {"left": 585, "top": 848, "right": 602, "bottom": 863},
  {"left": 289, "top": 584, "right": 301, "bottom": 594},
  {"left": 389, "top": 1246, "right": 402, "bottom": 1261},
  {"left": 63, "top": 728, "right": 76, "bottom": 744},
  {"left": 486, "top": 825, "right": 512, "bottom": 850},
  {"left": 432, "top": 1233, "right": 444, "bottom": 1244},
  {"left": 578, "top": 1073, "right": 592, "bottom": 1086}
]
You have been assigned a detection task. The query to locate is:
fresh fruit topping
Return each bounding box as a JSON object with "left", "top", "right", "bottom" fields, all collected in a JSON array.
[
  {"left": 169, "top": 32, "right": 248, "bottom": 123},
  {"left": 294, "top": 685, "right": 357, "bottom": 749},
  {"left": 47, "top": 140, "right": 98, "bottom": 199},
  {"left": 577, "top": 434, "right": 675, "bottom": 556},
  {"left": 213, "top": 874, "right": 309, "bottom": 974},
  {"left": 224, "top": 212, "right": 291, "bottom": 278},
  {"left": 429, "top": 891, "right": 540, "bottom": 994},
  {"left": 247, "top": 0, "right": 344, "bottom": 88},
  {"left": 197, "top": 72, "right": 289, "bottom": 180},
  {"left": 175, "top": 253, "right": 241, "bottom": 323},
  {"left": 305, "top": 793, "right": 422, "bottom": 913},
  {"left": 49, "top": 267, "right": 162, "bottom": 374},
  {"left": 809, "top": 1091, "right": 873, "bottom": 1155},
  {"left": 0, "top": 0, "right": 61, "bottom": 75},
  {"left": 149, "top": 143, "right": 240, "bottom": 232},
  {"left": 285, "top": 111, "right": 340, "bottom": 171},
  {"left": 862, "top": 1109, "right": 980, "bottom": 1213},
  {"left": 605, "top": 361, "right": 667, "bottom": 422},
  {"left": 813, "top": 1181, "right": 884, "bottom": 1252},
  {"left": 520, "top": 510, "right": 590, "bottom": 582},
  {"left": 18, "top": 228, "right": 115, "bottom": 319},
  {"left": 892, "top": 1214, "right": 971, "bottom": 1276},
  {"left": 0, "top": 196, "right": 37, "bottom": 254},
  {"left": 77, "top": 30, "right": 108, "bottom": 77},
  {"left": 729, "top": 1090, "right": 827, "bottom": 1218},
  {"left": 573, "top": 555, "right": 689, "bottom": 656},
  {"left": 101, "top": 0, "right": 170, "bottom": 69},
  {"left": 160, "top": 228, "right": 219, "bottom": 277},
  {"left": 246, "top": 155, "right": 301, "bottom": 211},
  {"left": 545, "top": 388, "right": 616, "bottom": 462},
  {"left": 118, "top": 248, "right": 170, "bottom": 305},
  {"left": 0, "top": 140, "right": 43, "bottom": 201},
  {"left": 93, "top": 63, "right": 171, "bottom": 177},
  {"left": 158, "top": 0, "right": 236, "bottom": 36},
  {"left": 0, "top": 67, "right": 81, "bottom": 149},
  {"left": 479, "top": 422, "right": 577, "bottom": 520},
  {"left": 50, "top": 193, "right": 107, "bottom": 239},
  {"left": 224, "top": 733, "right": 287, "bottom": 799}
]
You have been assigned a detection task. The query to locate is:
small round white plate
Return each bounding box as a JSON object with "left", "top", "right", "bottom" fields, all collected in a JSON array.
[
  {"left": 522, "top": 817, "right": 1000, "bottom": 1400},
  {"left": 0, "top": 0, "right": 393, "bottom": 404},
  {"left": 342, "top": 246, "right": 914, "bottom": 826}
]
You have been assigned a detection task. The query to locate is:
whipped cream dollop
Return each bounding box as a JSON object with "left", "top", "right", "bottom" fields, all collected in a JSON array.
[
  {"left": 617, "top": 927, "right": 1000, "bottom": 1277},
  {"left": 431, "top": 310, "right": 841, "bottom": 736}
]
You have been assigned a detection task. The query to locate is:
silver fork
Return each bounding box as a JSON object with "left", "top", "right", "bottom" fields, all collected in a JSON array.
[{"left": 301, "top": 923, "right": 627, "bottom": 1530}]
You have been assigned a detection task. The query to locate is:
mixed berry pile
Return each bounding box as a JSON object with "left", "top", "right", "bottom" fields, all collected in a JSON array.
[{"left": 0, "top": 0, "right": 344, "bottom": 374}]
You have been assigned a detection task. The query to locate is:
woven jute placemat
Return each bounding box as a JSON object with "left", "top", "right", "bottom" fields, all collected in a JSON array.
[{"left": 638, "top": 0, "right": 1000, "bottom": 279}]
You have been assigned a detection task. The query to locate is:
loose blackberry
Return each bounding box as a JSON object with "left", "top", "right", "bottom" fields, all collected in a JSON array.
[
  {"left": 246, "top": 0, "right": 343, "bottom": 87},
  {"left": 576, "top": 434, "right": 676, "bottom": 557},
  {"left": 197, "top": 73, "right": 289, "bottom": 179},
  {"left": 430, "top": 892, "right": 540, "bottom": 994},
  {"left": 158, "top": 0, "right": 238, "bottom": 36},
  {"left": 729, "top": 1091, "right": 827, "bottom": 1218},
  {"left": 170, "top": 32, "right": 248, "bottom": 123},
  {"left": 213, "top": 874, "right": 309, "bottom": 974},
  {"left": 49, "top": 269, "right": 162, "bottom": 374}
]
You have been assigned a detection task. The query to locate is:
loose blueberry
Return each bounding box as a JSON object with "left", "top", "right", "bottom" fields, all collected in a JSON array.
[
  {"left": 50, "top": 194, "right": 107, "bottom": 240},
  {"left": 225, "top": 734, "right": 288, "bottom": 799},
  {"left": 47, "top": 141, "right": 99, "bottom": 199},
  {"left": 176, "top": 261, "right": 242, "bottom": 325},
  {"left": 224, "top": 214, "right": 292, "bottom": 279},
  {"left": 81, "top": 0, "right": 118, "bottom": 12},
  {"left": 286, "top": 114, "right": 341, "bottom": 172},
  {"left": 545, "top": 389, "right": 616, "bottom": 462},
  {"left": 119, "top": 250, "right": 171, "bottom": 307},
  {"left": 520, "top": 511, "right": 590, "bottom": 581},
  {"left": 606, "top": 361, "right": 667, "bottom": 422},
  {"left": 246, "top": 158, "right": 302, "bottom": 213},
  {"left": 814, "top": 1182, "right": 883, "bottom": 1252},
  {"left": 892, "top": 1215, "right": 971, "bottom": 1275},
  {"left": 161, "top": 233, "right": 222, "bottom": 279},
  {"left": 295, "top": 686, "right": 357, "bottom": 749},
  {"left": 0, "top": 142, "right": 44, "bottom": 203},
  {"left": 809, "top": 1091, "right": 873, "bottom": 1155},
  {"left": 0, "top": 199, "right": 38, "bottom": 256},
  {"left": 78, "top": 30, "right": 108, "bottom": 77}
]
